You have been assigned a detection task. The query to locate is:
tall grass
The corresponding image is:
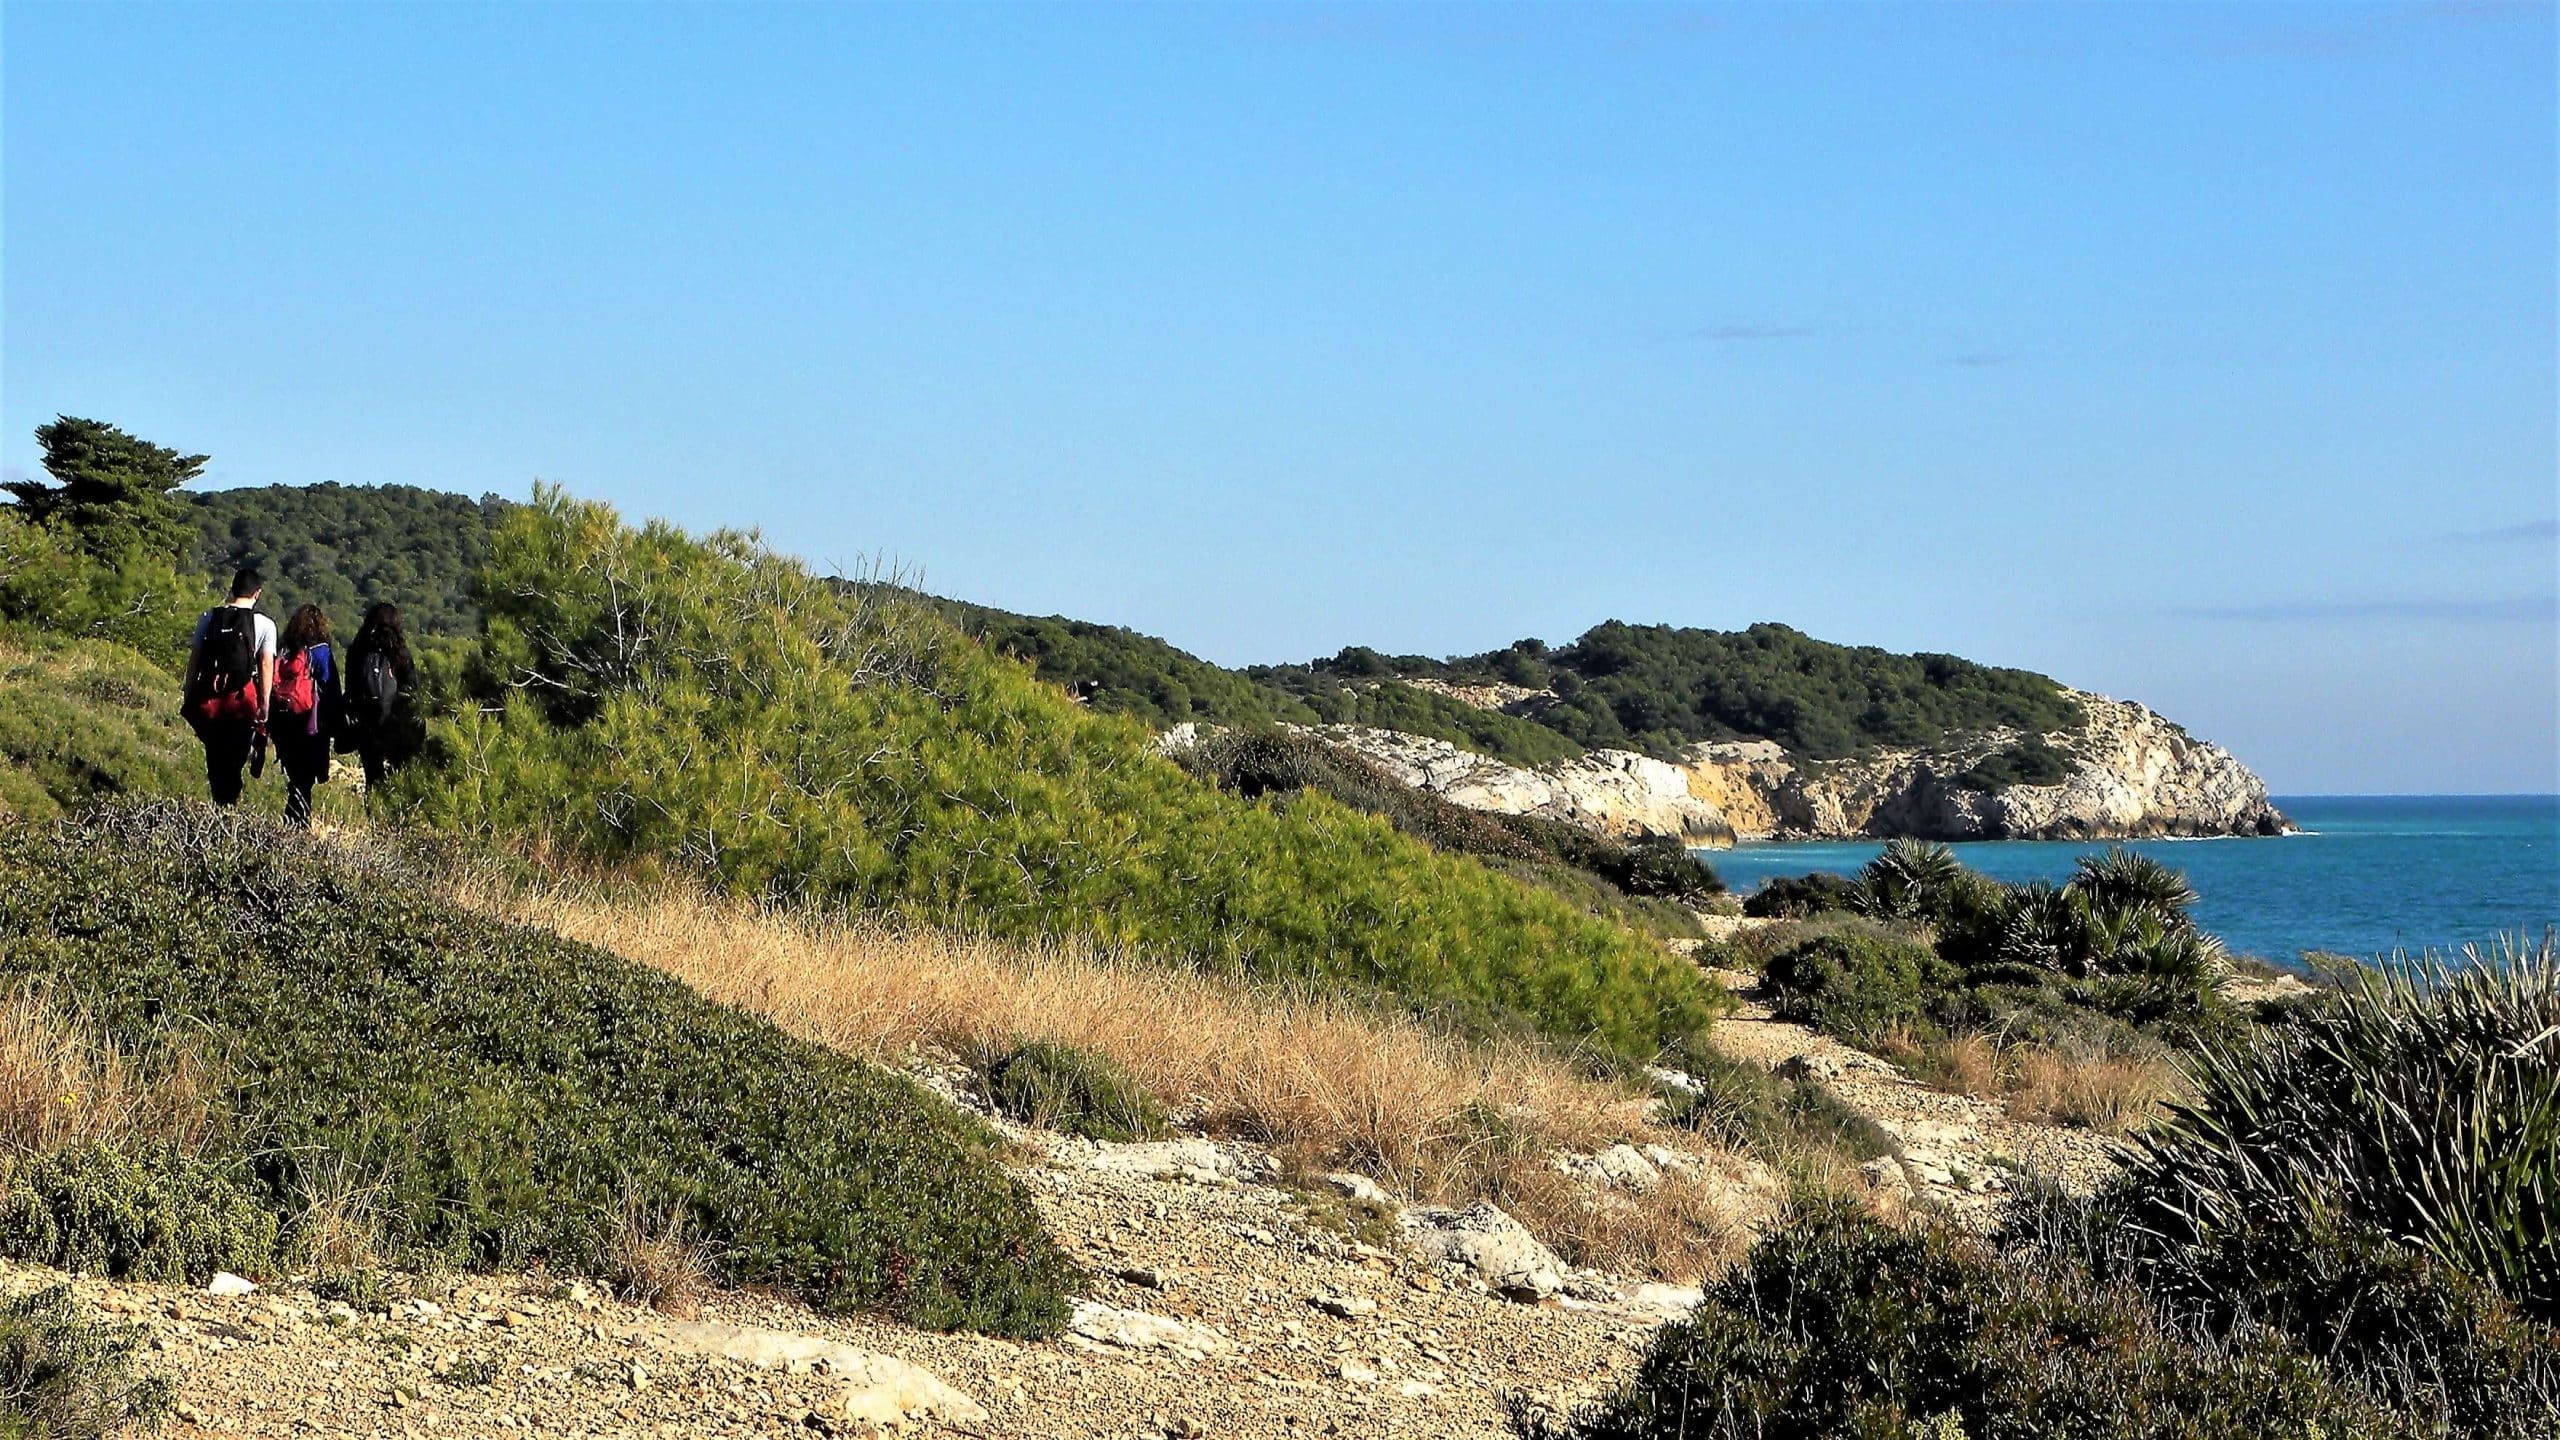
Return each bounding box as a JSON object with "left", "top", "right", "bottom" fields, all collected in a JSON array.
[
  {"left": 0, "top": 987, "right": 216, "bottom": 1163},
  {"left": 461, "top": 870, "right": 1775, "bottom": 1279}
]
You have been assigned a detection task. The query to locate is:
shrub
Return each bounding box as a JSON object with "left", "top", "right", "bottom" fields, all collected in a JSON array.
[
  {"left": 1741, "top": 871, "right": 1859, "bottom": 920},
  {"left": 1849, "top": 839, "right": 1968, "bottom": 924},
  {"left": 0, "top": 1284, "right": 173, "bottom": 1440},
  {"left": 0, "top": 804, "right": 1077, "bottom": 1335},
  {"left": 2119, "top": 937, "right": 2559, "bottom": 1325},
  {"left": 1762, "top": 926, "right": 1954, "bottom": 1044},
  {"left": 983, "top": 1041, "right": 1164, "bottom": 1142},
  {"left": 0, "top": 630, "right": 201, "bottom": 819},
  {"left": 414, "top": 491, "right": 1722, "bottom": 1065},
  {"left": 0, "top": 1144, "right": 275, "bottom": 1285},
  {"left": 1527, "top": 1198, "right": 2400, "bottom": 1440},
  {"left": 1946, "top": 734, "right": 2074, "bottom": 790}
]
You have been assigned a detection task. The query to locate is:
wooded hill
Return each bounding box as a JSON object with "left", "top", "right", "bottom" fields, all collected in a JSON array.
[{"left": 181, "top": 480, "right": 2085, "bottom": 765}]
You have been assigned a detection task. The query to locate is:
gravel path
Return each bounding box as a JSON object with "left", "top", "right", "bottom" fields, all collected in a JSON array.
[{"left": 16, "top": 1138, "right": 1675, "bottom": 1440}]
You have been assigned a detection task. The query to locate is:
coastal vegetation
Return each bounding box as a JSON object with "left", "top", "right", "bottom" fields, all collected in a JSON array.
[
  {"left": 462, "top": 868, "right": 1781, "bottom": 1278},
  {"left": 0, "top": 804, "right": 1077, "bottom": 1334},
  {"left": 1173, "top": 726, "right": 1720, "bottom": 940},
  {"left": 1288, "top": 621, "right": 2088, "bottom": 760},
  {"left": 1542, "top": 936, "right": 2560, "bottom": 1440},
  {"left": 413, "top": 489, "right": 1724, "bottom": 1063}
]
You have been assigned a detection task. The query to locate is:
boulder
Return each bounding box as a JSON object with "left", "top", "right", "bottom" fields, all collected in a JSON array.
[
  {"left": 1400, "top": 1201, "right": 1566, "bottom": 1300},
  {"left": 1084, "top": 1139, "right": 1264, "bottom": 1185},
  {"left": 1069, "top": 1300, "right": 1230, "bottom": 1359},
  {"left": 654, "top": 1320, "right": 986, "bottom": 1426}
]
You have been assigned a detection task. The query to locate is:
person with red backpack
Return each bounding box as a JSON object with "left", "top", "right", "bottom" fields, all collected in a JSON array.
[
  {"left": 181, "top": 568, "right": 278, "bottom": 806},
  {"left": 271, "top": 605, "right": 344, "bottom": 828}
]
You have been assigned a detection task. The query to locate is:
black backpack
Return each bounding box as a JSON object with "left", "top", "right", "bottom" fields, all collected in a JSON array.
[
  {"left": 187, "top": 608, "right": 259, "bottom": 710},
  {"left": 350, "top": 647, "right": 401, "bottom": 732}
]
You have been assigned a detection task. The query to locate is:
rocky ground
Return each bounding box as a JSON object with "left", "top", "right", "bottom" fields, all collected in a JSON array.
[
  {"left": 15, "top": 1138, "right": 1702, "bottom": 1440},
  {"left": 1691, "top": 967, "right": 2123, "bottom": 1225},
  {"left": 14, "top": 968, "right": 2133, "bottom": 1439}
]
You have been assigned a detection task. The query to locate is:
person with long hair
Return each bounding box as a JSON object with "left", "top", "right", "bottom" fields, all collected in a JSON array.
[
  {"left": 271, "top": 604, "right": 343, "bottom": 828},
  {"left": 342, "top": 601, "right": 417, "bottom": 797}
]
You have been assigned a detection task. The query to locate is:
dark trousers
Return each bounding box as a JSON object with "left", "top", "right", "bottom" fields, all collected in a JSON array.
[
  {"left": 275, "top": 724, "right": 331, "bottom": 828},
  {"left": 191, "top": 716, "right": 257, "bottom": 806},
  {"left": 349, "top": 733, "right": 393, "bottom": 796}
]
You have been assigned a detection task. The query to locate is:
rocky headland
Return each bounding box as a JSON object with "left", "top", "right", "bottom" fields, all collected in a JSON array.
[{"left": 1324, "top": 689, "right": 2289, "bottom": 846}]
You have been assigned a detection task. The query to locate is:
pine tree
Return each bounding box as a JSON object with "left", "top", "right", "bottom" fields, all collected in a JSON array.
[{"left": 9, "top": 417, "right": 209, "bottom": 564}]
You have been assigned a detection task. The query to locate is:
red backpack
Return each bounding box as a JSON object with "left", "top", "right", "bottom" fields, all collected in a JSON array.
[{"left": 273, "top": 647, "right": 317, "bottom": 719}]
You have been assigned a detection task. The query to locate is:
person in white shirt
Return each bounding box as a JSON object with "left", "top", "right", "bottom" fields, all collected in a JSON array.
[{"left": 181, "top": 567, "right": 279, "bottom": 806}]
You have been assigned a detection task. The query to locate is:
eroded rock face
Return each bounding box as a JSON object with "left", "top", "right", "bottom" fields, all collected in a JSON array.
[
  {"left": 1316, "top": 727, "right": 1736, "bottom": 843},
  {"left": 1678, "top": 691, "right": 2289, "bottom": 841}
]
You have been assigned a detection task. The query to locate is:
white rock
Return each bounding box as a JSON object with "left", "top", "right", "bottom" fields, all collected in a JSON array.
[
  {"left": 1623, "top": 1283, "right": 1704, "bottom": 1320},
  {"left": 205, "top": 1273, "right": 257, "bottom": 1297},
  {"left": 1068, "top": 1300, "right": 1231, "bottom": 1358},
  {"left": 1085, "top": 1139, "right": 1264, "bottom": 1185},
  {"left": 1334, "top": 1360, "right": 1378, "bottom": 1383},
  {"left": 1322, "top": 1172, "right": 1392, "bottom": 1206},
  {"left": 1775, "top": 1053, "right": 1845, "bottom": 1084},
  {"left": 1400, "top": 1201, "right": 1566, "bottom": 1300},
  {"left": 653, "top": 1320, "right": 985, "bottom": 1426}
]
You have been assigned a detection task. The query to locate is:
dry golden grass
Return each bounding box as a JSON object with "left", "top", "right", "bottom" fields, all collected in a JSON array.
[
  {"left": 1887, "top": 1022, "right": 2182, "bottom": 1137},
  {"left": 2006, "top": 1044, "right": 2181, "bottom": 1135},
  {"left": 0, "top": 984, "right": 218, "bottom": 1162},
  {"left": 455, "top": 872, "right": 1772, "bottom": 1280},
  {"left": 610, "top": 1192, "right": 715, "bottom": 1317}
]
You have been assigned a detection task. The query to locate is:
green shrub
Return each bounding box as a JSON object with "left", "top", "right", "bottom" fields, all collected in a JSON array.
[
  {"left": 1655, "top": 1047, "right": 1895, "bottom": 1167},
  {"left": 0, "top": 804, "right": 1078, "bottom": 1336},
  {"left": 1762, "top": 926, "right": 1954, "bottom": 1043},
  {"left": 983, "top": 1042, "right": 1164, "bottom": 1142},
  {"left": 1741, "top": 871, "right": 1860, "bottom": 920},
  {"left": 0, "top": 630, "right": 201, "bottom": 819},
  {"left": 0, "top": 1145, "right": 275, "bottom": 1285},
  {"left": 0, "top": 1285, "right": 173, "bottom": 1440},
  {"left": 1528, "top": 1199, "right": 2403, "bottom": 1440},
  {"left": 1946, "top": 735, "right": 2073, "bottom": 790},
  {"left": 2120, "top": 937, "right": 2559, "bottom": 1325},
  {"left": 412, "top": 491, "right": 1722, "bottom": 1065}
]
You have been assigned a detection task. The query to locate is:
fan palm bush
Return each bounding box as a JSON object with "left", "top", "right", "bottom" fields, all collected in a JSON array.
[
  {"left": 2120, "top": 935, "right": 2559, "bottom": 1323},
  {"left": 1849, "top": 839, "right": 1967, "bottom": 924}
]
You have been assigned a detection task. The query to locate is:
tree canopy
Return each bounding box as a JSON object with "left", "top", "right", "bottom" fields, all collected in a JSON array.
[
  {"left": 189, "top": 482, "right": 510, "bottom": 637},
  {"left": 7, "top": 416, "right": 207, "bottom": 565}
]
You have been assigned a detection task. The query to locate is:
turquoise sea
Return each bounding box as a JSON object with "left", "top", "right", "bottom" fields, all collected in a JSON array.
[{"left": 1703, "top": 795, "right": 2560, "bottom": 968}]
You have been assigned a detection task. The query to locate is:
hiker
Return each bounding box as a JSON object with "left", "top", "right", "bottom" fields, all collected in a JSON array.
[
  {"left": 341, "top": 601, "right": 416, "bottom": 797},
  {"left": 181, "top": 568, "right": 277, "bottom": 806},
  {"left": 271, "top": 605, "right": 344, "bottom": 828}
]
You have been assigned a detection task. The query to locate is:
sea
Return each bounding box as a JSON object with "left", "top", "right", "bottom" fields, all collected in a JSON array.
[{"left": 1701, "top": 795, "right": 2560, "bottom": 969}]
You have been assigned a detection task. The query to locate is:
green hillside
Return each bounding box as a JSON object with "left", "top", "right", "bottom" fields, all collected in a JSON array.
[
  {"left": 949, "top": 601, "right": 1582, "bottom": 765},
  {"left": 411, "top": 489, "right": 1725, "bottom": 1063}
]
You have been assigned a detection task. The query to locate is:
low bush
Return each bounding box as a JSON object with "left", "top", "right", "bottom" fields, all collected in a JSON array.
[
  {"left": 1761, "top": 926, "right": 1955, "bottom": 1044},
  {"left": 465, "top": 872, "right": 1772, "bottom": 1277},
  {"left": 1740, "top": 871, "right": 1859, "bottom": 920},
  {"left": 1527, "top": 1198, "right": 2404, "bottom": 1440},
  {"left": 0, "top": 804, "right": 1078, "bottom": 1335},
  {"left": 983, "top": 1041, "right": 1164, "bottom": 1142},
  {"left": 0, "top": 630, "right": 200, "bottom": 820},
  {"left": 0, "top": 1144, "right": 275, "bottom": 1285},
  {"left": 0, "top": 1284, "right": 173, "bottom": 1440},
  {"left": 1177, "top": 727, "right": 1725, "bottom": 930}
]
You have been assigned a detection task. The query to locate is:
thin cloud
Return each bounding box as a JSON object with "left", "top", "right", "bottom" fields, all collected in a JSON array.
[
  {"left": 2183, "top": 595, "right": 2557, "bottom": 624},
  {"left": 1947, "top": 352, "right": 2010, "bottom": 368},
  {"left": 2436, "top": 518, "right": 2559, "bottom": 545}
]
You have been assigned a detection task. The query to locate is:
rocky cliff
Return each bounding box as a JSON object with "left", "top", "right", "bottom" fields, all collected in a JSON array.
[
  {"left": 1315, "top": 727, "right": 1737, "bottom": 844},
  {"left": 1321, "top": 691, "right": 2289, "bottom": 845}
]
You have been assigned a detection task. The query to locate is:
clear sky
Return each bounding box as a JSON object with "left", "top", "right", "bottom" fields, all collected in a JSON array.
[{"left": 5, "top": 2, "right": 2553, "bottom": 794}]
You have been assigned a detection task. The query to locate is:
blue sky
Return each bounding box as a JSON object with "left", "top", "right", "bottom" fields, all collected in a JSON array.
[{"left": 5, "top": 2, "right": 2553, "bottom": 793}]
